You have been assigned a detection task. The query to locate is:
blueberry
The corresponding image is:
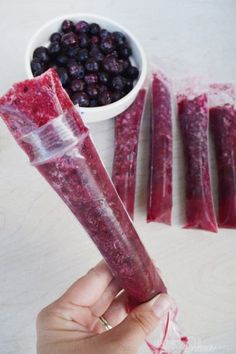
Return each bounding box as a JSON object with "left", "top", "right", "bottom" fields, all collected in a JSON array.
[
  {"left": 100, "top": 29, "right": 111, "bottom": 39},
  {"left": 78, "top": 34, "right": 90, "bottom": 48},
  {"left": 98, "top": 90, "right": 113, "bottom": 106},
  {"left": 85, "top": 58, "right": 99, "bottom": 72},
  {"left": 125, "top": 79, "right": 133, "bottom": 92},
  {"left": 122, "top": 59, "right": 131, "bottom": 70},
  {"left": 84, "top": 73, "right": 99, "bottom": 84},
  {"left": 66, "top": 46, "right": 80, "bottom": 58},
  {"left": 90, "top": 23, "right": 100, "bottom": 35},
  {"left": 65, "top": 87, "right": 72, "bottom": 97},
  {"left": 72, "top": 92, "right": 90, "bottom": 107},
  {"left": 103, "top": 56, "right": 124, "bottom": 74},
  {"left": 75, "top": 21, "right": 90, "bottom": 34},
  {"left": 126, "top": 66, "right": 139, "bottom": 80},
  {"left": 56, "top": 54, "right": 69, "bottom": 66},
  {"left": 98, "top": 72, "right": 110, "bottom": 85},
  {"left": 100, "top": 38, "right": 116, "bottom": 54},
  {"left": 68, "top": 63, "right": 85, "bottom": 79},
  {"left": 86, "top": 84, "right": 100, "bottom": 98},
  {"left": 77, "top": 48, "right": 89, "bottom": 63},
  {"left": 70, "top": 79, "right": 85, "bottom": 92},
  {"left": 111, "top": 91, "right": 123, "bottom": 102},
  {"left": 31, "top": 59, "right": 46, "bottom": 76},
  {"left": 61, "top": 19, "right": 75, "bottom": 33},
  {"left": 99, "top": 84, "right": 108, "bottom": 93},
  {"left": 91, "top": 35, "right": 100, "bottom": 45},
  {"left": 112, "top": 31, "right": 127, "bottom": 46},
  {"left": 89, "top": 46, "right": 104, "bottom": 62},
  {"left": 118, "top": 45, "right": 132, "bottom": 59},
  {"left": 33, "top": 46, "right": 50, "bottom": 64},
  {"left": 89, "top": 98, "right": 98, "bottom": 107},
  {"left": 48, "top": 41, "right": 61, "bottom": 56},
  {"left": 111, "top": 75, "right": 126, "bottom": 91},
  {"left": 61, "top": 32, "right": 78, "bottom": 48},
  {"left": 50, "top": 32, "right": 62, "bottom": 42},
  {"left": 56, "top": 67, "right": 69, "bottom": 86}
]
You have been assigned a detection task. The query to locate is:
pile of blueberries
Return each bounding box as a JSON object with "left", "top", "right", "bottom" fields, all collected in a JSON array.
[{"left": 31, "top": 19, "right": 139, "bottom": 107}]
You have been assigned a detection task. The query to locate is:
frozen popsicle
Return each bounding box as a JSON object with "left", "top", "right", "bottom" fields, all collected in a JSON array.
[
  {"left": 112, "top": 89, "right": 146, "bottom": 219},
  {"left": 0, "top": 68, "right": 166, "bottom": 303},
  {"left": 210, "top": 84, "right": 236, "bottom": 228},
  {"left": 147, "top": 72, "right": 173, "bottom": 224},
  {"left": 177, "top": 83, "right": 217, "bottom": 232}
]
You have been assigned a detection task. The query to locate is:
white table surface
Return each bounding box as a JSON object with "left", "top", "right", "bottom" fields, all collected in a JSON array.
[{"left": 0, "top": 1, "right": 236, "bottom": 353}]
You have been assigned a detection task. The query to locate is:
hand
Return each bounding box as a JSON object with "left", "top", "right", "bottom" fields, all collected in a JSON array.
[{"left": 37, "top": 260, "right": 171, "bottom": 354}]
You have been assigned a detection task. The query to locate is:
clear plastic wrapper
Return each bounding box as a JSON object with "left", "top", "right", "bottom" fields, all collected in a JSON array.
[
  {"left": 209, "top": 83, "right": 236, "bottom": 228},
  {"left": 0, "top": 68, "right": 166, "bottom": 303},
  {"left": 112, "top": 89, "right": 146, "bottom": 220},
  {"left": 147, "top": 72, "right": 173, "bottom": 225},
  {"left": 177, "top": 79, "right": 217, "bottom": 232}
]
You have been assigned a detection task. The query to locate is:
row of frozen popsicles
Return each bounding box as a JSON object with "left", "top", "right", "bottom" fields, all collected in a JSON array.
[{"left": 112, "top": 72, "right": 236, "bottom": 232}]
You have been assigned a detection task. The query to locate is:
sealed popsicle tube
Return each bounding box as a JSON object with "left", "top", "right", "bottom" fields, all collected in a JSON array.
[
  {"left": 177, "top": 80, "right": 217, "bottom": 232},
  {"left": 112, "top": 89, "right": 146, "bottom": 220},
  {"left": 147, "top": 72, "right": 173, "bottom": 224},
  {"left": 0, "top": 69, "right": 166, "bottom": 303},
  {"left": 209, "top": 84, "right": 236, "bottom": 228}
]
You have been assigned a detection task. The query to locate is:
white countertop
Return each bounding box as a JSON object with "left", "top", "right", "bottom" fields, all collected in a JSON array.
[{"left": 0, "top": 1, "right": 236, "bottom": 353}]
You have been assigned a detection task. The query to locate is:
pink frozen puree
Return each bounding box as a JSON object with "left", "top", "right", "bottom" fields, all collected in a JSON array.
[
  {"left": 0, "top": 68, "right": 166, "bottom": 303},
  {"left": 178, "top": 93, "right": 217, "bottom": 232},
  {"left": 210, "top": 105, "right": 236, "bottom": 228},
  {"left": 112, "top": 89, "right": 146, "bottom": 220},
  {"left": 147, "top": 73, "right": 173, "bottom": 225}
]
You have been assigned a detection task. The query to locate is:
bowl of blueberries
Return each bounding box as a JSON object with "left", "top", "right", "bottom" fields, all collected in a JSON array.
[{"left": 25, "top": 14, "right": 147, "bottom": 123}]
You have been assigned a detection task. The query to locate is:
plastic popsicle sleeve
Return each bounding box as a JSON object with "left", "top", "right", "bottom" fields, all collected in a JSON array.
[
  {"left": 176, "top": 78, "right": 217, "bottom": 232},
  {"left": 209, "top": 83, "right": 236, "bottom": 228},
  {"left": 0, "top": 68, "right": 167, "bottom": 304},
  {"left": 147, "top": 71, "right": 173, "bottom": 225},
  {"left": 112, "top": 88, "right": 147, "bottom": 220}
]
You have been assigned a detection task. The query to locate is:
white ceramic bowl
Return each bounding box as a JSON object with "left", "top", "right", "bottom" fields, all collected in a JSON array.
[{"left": 25, "top": 14, "right": 147, "bottom": 123}]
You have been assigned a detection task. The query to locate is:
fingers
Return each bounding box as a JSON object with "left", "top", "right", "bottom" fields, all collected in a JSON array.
[
  {"left": 61, "top": 260, "right": 114, "bottom": 306},
  {"left": 103, "top": 293, "right": 171, "bottom": 351},
  {"left": 91, "top": 278, "right": 122, "bottom": 317},
  {"left": 102, "top": 291, "right": 128, "bottom": 327}
]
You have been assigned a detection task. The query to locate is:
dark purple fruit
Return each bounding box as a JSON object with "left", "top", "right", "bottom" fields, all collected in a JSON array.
[
  {"left": 125, "top": 79, "right": 133, "bottom": 91},
  {"left": 61, "top": 19, "right": 75, "bottom": 33},
  {"left": 86, "top": 84, "right": 100, "bottom": 98},
  {"left": 98, "top": 71, "right": 110, "bottom": 85},
  {"left": 77, "top": 49, "right": 89, "bottom": 63},
  {"left": 110, "top": 75, "right": 126, "bottom": 91},
  {"left": 99, "top": 84, "right": 108, "bottom": 93},
  {"left": 31, "top": 59, "right": 46, "bottom": 76},
  {"left": 72, "top": 92, "right": 90, "bottom": 107},
  {"left": 66, "top": 46, "right": 80, "bottom": 58},
  {"left": 50, "top": 32, "right": 62, "bottom": 42},
  {"left": 90, "top": 35, "right": 100, "bottom": 45},
  {"left": 68, "top": 63, "right": 85, "bottom": 79},
  {"left": 70, "top": 79, "right": 85, "bottom": 92},
  {"left": 126, "top": 66, "right": 139, "bottom": 80},
  {"left": 111, "top": 91, "right": 123, "bottom": 102},
  {"left": 48, "top": 41, "right": 61, "bottom": 57},
  {"left": 56, "top": 54, "right": 69, "bottom": 66},
  {"left": 78, "top": 34, "right": 90, "bottom": 48},
  {"left": 33, "top": 46, "right": 50, "bottom": 64},
  {"left": 100, "top": 38, "right": 116, "bottom": 54},
  {"left": 56, "top": 67, "right": 69, "bottom": 86},
  {"left": 112, "top": 31, "right": 127, "bottom": 46},
  {"left": 100, "top": 29, "right": 111, "bottom": 39},
  {"left": 89, "top": 98, "right": 98, "bottom": 107},
  {"left": 90, "top": 23, "right": 100, "bottom": 35},
  {"left": 103, "top": 56, "right": 124, "bottom": 74},
  {"left": 85, "top": 58, "right": 99, "bottom": 72},
  {"left": 75, "top": 21, "right": 90, "bottom": 34},
  {"left": 89, "top": 46, "right": 104, "bottom": 62},
  {"left": 98, "top": 90, "right": 113, "bottom": 106},
  {"left": 61, "top": 32, "right": 78, "bottom": 48},
  {"left": 122, "top": 59, "right": 131, "bottom": 70},
  {"left": 84, "top": 73, "right": 99, "bottom": 84},
  {"left": 118, "top": 45, "right": 132, "bottom": 59}
]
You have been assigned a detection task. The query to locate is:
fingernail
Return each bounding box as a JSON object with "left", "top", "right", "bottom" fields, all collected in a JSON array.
[{"left": 152, "top": 294, "right": 171, "bottom": 318}]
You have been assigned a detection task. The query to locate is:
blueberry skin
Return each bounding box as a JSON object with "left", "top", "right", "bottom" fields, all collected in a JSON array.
[
  {"left": 33, "top": 46, "right": 50, "bottom": 64},
  {"left": 50, "top": 32, "right": 62, "bottom": 42},
  {"left": 31, "top": 59, "right": 46, "bottom": 76},
  {"left": 72, "top": 91, "right": 90, "bottom": 107},
  {"left": 61, "top": 19, "right": 75, "bottom": 33}
]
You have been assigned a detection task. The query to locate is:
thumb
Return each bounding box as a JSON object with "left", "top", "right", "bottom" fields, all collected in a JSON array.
[{"left": 109, "top": 293, "right": 171, "bottom": 351}]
